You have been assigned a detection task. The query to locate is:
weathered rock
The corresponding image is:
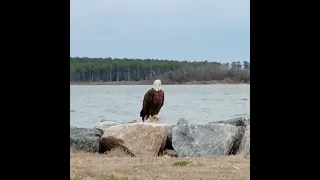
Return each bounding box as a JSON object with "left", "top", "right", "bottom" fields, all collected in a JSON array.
[
  {"left": 144, "top": 119, "right": 164, "bottom": 124},
  {"left": 177, "top": 118, "right": 189, "bottom": 125},
  {"left": 95, "top": 120, "right": 139, "bottom": 133},
  {"left": 100, "top": 119, "right": 110, "bottom": 122},
  {"left": 126, "top": 120, "right": 138, "bottom": 123},
  {"left": 70, "top": 127, "right": 102, "bottom": 152},
  {"left": 208, "top": 117, "right": 248, "bottom": 154},
  {"left": 101, "top": 122, "right": 167, "bottom": 156},
  {"left": 210, "top": 117, "right": 250, "bottom": 127},
  {"left": 99, "top": 136, "right": 135, "bottom": 157},
  {"left": 237, "top": 125, "right": 250, "bottom": 156},
  {"left": 94, "top": 120, "right": 119, "bottom": 133},
  {"left": 165, "top": 125, "right": 175, "bottom": 150},
  {"left": 230, "top": 126, "right": 246, "bottom": 155},
  {"left": 172, "top": 123, "right": 242, "bottom": 156},
  {"left": 208, "top": 117, "right": 249, "bottom": 154},
  {"left": 164, "top": 149, "right": 178, "bottom": 157},
  {"left": 165, "top": 119, "right": 189, "bottom": 150}
]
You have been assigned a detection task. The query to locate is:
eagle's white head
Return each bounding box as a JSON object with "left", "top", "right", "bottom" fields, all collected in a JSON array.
[{"left": 152, "top": 79, "right": 162, "bottom": 91}]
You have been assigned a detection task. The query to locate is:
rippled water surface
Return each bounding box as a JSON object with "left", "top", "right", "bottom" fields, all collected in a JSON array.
[{"left": 70, "top": 84, "right": 250, "bottom": 128}]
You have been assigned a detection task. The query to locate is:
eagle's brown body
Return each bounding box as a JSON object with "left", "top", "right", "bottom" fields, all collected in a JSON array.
[{"left": 140, "top": 88, "right": 164, "bottom": 121}]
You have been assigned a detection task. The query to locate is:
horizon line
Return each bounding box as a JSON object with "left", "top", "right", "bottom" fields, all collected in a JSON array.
[{"left": 70, "top": 56, "right": 250, "bottom": 63}]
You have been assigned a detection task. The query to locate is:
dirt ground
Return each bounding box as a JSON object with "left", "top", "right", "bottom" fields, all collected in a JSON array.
[{"left": 70, "top": 149, "right": 250, "bottom": 180}]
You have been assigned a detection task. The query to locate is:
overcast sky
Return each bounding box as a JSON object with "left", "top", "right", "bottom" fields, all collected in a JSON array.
[{"left": 70, "top": 0, "right": 250, "bottom": 63}]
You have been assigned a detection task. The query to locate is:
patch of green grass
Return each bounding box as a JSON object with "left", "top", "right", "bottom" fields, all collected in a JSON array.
[
  {"left": 172, "top": 161, "right": 191, "bottom": 167},
  {"left": 102, "top": 175, "right": 118, "bottom": 180}
]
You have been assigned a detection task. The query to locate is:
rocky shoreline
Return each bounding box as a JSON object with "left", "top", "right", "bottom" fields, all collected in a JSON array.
[{"left": 70, "top": 117, "right": 250, "bottom": 157}]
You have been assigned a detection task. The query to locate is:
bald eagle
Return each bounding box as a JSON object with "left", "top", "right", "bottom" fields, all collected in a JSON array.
[{"left": 140, "top": 79, "right": 164, "bottom": 122}]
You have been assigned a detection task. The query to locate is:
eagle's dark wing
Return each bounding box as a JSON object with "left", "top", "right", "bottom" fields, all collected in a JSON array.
[
  {"left": 154, "top": 90, "right": 164, "bottom": 115},
  {"left": 140, "top": 89, "right": 154, "bottom": 121}
]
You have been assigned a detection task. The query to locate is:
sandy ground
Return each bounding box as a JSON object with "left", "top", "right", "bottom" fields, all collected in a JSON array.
[{"left": 70, "top": 149, "right": 250, "bottom": 180}]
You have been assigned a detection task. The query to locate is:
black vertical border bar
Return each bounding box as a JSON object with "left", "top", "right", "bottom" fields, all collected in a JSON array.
[
  {"left": 249, "top": 0, "right": 312, "bottom": 178},
  {"left": 3, "top": 0, "right": 71, "bottom": 178}
]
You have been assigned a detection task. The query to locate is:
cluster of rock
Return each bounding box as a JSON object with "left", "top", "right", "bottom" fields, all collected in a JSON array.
[{"left": 70, "top": 117, "right": 250, "bottom": 157}]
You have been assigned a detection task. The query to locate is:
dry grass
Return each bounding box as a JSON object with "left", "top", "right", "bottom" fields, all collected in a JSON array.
[{"left": 70, "top": 149, "right": 250, "bottom": 180}]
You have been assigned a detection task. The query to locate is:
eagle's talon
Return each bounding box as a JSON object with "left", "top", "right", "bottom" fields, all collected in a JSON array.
[
  {"left": 149, "top": 116, "right": 154, "bottom": 121},
  {"left": 153, "top": 115, "right": 160, "bottom": 121}
]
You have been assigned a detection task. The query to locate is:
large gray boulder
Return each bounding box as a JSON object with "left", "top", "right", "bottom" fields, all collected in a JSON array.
[
  {"left": 166, "top": 125, "right": 175, "bottom": 150},
  {"left": 94, "top": 120, "right": 138, "bottom": 133},
  {"left": 172, "top": 123, "right": 242, "bottom": 156},
  {"left": 177, "top": 118, "right": 189, "bottom": 125},
  {"left": 237, "top": 125, "right": 250, "bottom": 155},
  {"left": 94, "top": 120, "right": 119, "bottom": 133},
  {"left": 165, "top": 118, "right": 189, "bottom": 150},
  {"left": 70, "top": 127, "right": 102, "bottom": 152},
  {"left": 211, "top": 117, "right": 250, "bottom": 127},
  {"left": 209, "top": 117, "right": 249, "bottom": 155},
  {"left": 231, "top": 126, "right": 246, "bottom": 154}
]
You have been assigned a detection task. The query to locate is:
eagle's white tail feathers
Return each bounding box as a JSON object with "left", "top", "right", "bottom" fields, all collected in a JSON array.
[{"left": 152, "top": 79, "right": 162, "bottom": 91}]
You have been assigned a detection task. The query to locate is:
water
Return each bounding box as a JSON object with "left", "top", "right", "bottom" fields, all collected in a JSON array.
[{"left": 70, "top": 84, "right": 250, "bottom": 128}]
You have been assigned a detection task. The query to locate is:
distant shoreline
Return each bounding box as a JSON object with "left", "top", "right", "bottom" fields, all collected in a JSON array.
[{"left": 70, "top": 80, "right": 250, "bottom": 86}]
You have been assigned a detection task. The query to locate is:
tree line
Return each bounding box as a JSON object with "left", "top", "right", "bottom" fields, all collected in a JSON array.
[{"left": 70, "top": 57, "right": 250, "bottom": 84}]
